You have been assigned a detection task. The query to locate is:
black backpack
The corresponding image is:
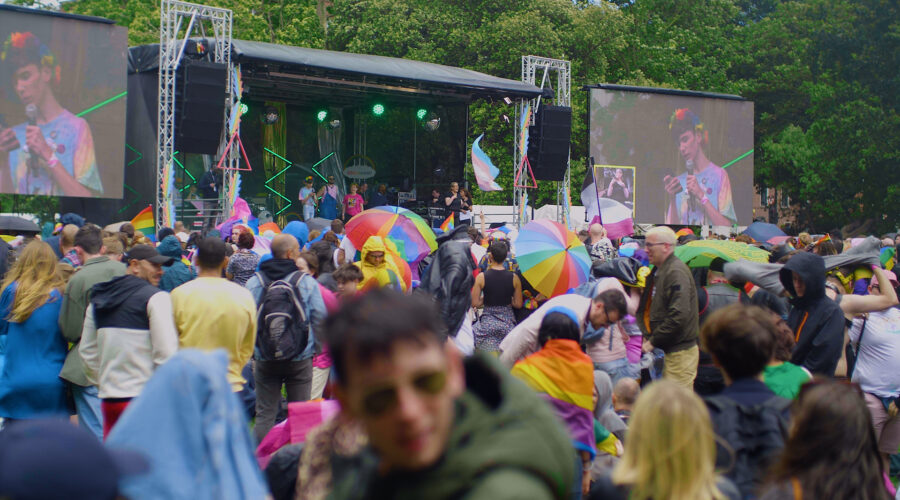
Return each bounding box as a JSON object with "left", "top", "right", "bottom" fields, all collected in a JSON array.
[
  {"left": 705, "top": 395, "right": 791, "bottom": 499},
  {"left": 255, "top": 271, "right": 309, "bottom": 361}
]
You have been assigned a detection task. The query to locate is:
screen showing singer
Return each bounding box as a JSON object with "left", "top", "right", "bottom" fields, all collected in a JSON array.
[{"left": 0, "top": 9, "right": 126, "bottom": 198}]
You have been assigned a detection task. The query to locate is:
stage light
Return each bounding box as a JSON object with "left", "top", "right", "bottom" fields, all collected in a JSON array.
[
  {"left": 416, "top": 108, "right": 427, "bottom": 120},
  {"left": 372, "top": 103, "right": 385, "bottom": 116},
  {"left": 240, "top": 103, "right": 249, "bottom": 115},
  {"left": 317, "top": 110, "right": 328, "bottom": 122},
  {"left": 422, "top": 111, "right": 441, "bottom": 131},
  {"left": 262, "top": 106, "right": 280, "bottom": 125}
]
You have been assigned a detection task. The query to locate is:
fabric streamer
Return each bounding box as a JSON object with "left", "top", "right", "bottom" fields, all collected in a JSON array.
[{"left": 471, "top": 134, "right": 502, "bottom": 191}]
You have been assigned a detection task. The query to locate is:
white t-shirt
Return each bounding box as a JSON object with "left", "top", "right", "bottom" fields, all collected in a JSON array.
[
  {"left": 336, "top": 235, "right": 356, "bottom": 267},
  {"left": 850, "top": 307, "right": 900, "bottom": 398},
  {"left": 299, "top": 186, "right": 316, "bottom": 207}
]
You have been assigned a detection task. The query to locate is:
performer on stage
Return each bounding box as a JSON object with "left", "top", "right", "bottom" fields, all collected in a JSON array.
[
  {"left": 0, "top": 32, "right": 102, "bottom": 197},
  {"left": 663, "top": 108, "right": 736, "bottom": 226},
  {"left": 317, "top": 175, "right": 339, "bottom": 220},
  {"left": 444, "top": 181, "right": 462, "bottom": 225},
  {"left": 298, "top": 176, "right": 317, "bottom": 221}
]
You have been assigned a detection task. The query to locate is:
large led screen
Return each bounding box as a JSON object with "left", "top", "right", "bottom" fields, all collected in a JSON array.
[
  {"left": 0, "top": 8, "right": 127, "bottom": 198},
  {"left": 586, "top": 87, "right": 754, "bottom": 226}
]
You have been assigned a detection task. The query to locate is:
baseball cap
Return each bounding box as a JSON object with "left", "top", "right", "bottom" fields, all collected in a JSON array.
[
  {"left": 0, "top": 419, "right": 149, "bottom": 499},
  {"left": 125, "top": 244, "right": 175, "bottom": 265},
  {"left": 870, "top": 270, "right": 898, "bottom": 288}
]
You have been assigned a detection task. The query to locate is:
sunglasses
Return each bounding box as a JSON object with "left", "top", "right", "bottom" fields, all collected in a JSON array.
[{"left": 360, "top": 370, "right": 447, "bottom": 416}]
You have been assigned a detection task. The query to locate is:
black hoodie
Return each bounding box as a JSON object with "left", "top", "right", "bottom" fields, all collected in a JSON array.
[
  {"left": 417, "top": 226, "right": 475, "bottom": 337},
  {"left": 258, "top": 258, "right": 301, "bottom": 282},
  {"left": 778, "top": 252, "right": 844, "bottom": 375}
]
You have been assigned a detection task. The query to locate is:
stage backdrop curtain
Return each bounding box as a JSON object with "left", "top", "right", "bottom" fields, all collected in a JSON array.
[
  {"left": 262, "top": 101, "right": 288, "bottom": 226},
  {"left": 317, "top": 118, "right": 345, "bottom": 202}
]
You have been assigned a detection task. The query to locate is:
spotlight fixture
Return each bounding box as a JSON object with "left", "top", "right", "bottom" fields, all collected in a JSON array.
[
  {"left": 416, "top": 108, "right": 427, "bottom": 120},
  {"left": 316, "top": 110, "right": 328, "bottom": 122},
  {"left": 328, "top": 119, "right": 341, "bottom": 129},
  {"left": 372, "top": 103, "right": 385, "bottom": 116},
  {"left": 240, "top": 103, "right": 249, "bottom": 115},
  {"left": 262, "top": 106, "right": 279, "bottom": 125},
  {"left": 422, "top": 111, "right": 441, "bottom": 132}
]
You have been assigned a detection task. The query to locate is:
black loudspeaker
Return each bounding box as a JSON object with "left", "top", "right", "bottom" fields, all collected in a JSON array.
[
  {"left": 527, "top": 105, "right": 572, "bottom": 181},
  {"left": 175, "top": 60, "right": 227, "bottom": 154}
]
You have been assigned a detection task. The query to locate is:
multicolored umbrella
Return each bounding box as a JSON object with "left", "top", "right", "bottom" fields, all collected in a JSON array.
[
  {"left": 674, "top": 239, "right": 770, "bottom": 268},
  {"left": 515, "top": 219, "right": 592, "bottom": 298},
  {"left": 742, "top": 221, "right": 787, "bottom": 244},
  {"left": 345, "top": 206, "right": 438, "bottom": 263}
]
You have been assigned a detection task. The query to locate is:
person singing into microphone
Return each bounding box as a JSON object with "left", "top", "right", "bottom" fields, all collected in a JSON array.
[
  {"left": 662, "top": 108, "right": 735, "bottom": 226},
  {"left": 0, "top": 32, "right": 101, "bottom": 196}
]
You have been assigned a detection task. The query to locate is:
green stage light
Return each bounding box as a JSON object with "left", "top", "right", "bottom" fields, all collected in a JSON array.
[
  {"left": 416, "top": 108, "right": 427, "bottom": 120},
  {"left": 372, "top": 103, "right": 385, "bottom": 116},
  {"left": 240, "top": 103, "right": 249, "bottom": 114},
  {"left": 317, "top": 110, "right": 328, "bottom": 122}
]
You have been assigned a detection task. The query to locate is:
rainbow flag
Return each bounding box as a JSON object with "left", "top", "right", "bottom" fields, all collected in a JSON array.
[
  {"left": 881, "top": 247, "right": 895, "bottom": 271},
  {"left": 511, "top": 338, "right": 596, "bottom": 458},
  {"left": 131, "top": 205, "right": 155, "bottom": 241},
  {"left": 440, "top": 213, "right": 454, "bottom": 233}
]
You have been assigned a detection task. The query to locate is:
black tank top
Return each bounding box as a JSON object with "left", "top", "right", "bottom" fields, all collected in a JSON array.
[{"left": 483, "top": 268, "right": 515, "bottom": 307}]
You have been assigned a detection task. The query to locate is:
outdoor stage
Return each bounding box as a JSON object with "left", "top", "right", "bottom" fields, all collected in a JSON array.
[{"left": 63, "top": 39, "right": 542, "bottom": 227}]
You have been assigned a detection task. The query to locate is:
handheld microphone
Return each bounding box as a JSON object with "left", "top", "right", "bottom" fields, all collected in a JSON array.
[
  {"left": 684, "top": 159, "right": 699, "bottom": 213},
  {"left": 24, "top": 104, "right": 39, "bottom": 170}
]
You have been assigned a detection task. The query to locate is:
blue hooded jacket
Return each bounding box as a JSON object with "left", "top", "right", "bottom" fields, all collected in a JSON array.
[
  {"left": 106, "top": 349, "right": 269, "bottom": 500},
  {"left": 157, "top": 236, "right": 194, "bottom": 292}
]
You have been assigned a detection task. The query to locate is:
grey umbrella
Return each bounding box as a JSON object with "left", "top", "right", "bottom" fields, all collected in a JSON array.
[
  {"left": 0, "top": 215, "right": 40, "bottom": 233},
  {"left": 305, "top": 217, "right": 331, "bottom": 233}
]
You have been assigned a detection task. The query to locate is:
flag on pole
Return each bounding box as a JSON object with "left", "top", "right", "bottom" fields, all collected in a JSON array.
[
  {"left": 440, "top": 213, "right": 455, "bottom": 233},
  {"left": 131, "top": 205, "right": 155, "bottom": 241},
  {"left": 471, "top": 134, "right": 502, "bottom": 191}
]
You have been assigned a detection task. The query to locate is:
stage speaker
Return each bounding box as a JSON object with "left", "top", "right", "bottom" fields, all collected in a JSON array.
[
  {"left": 175, "top": 60, "right": 227, "bottom": 155},
  {"left": 527, "top": 105, "right": 572, "bottom": 181}
]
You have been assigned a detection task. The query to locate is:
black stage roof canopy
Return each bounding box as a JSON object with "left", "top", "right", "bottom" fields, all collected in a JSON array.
[{"left": 129, "top": 40, "right": 542, "bottom": 107}]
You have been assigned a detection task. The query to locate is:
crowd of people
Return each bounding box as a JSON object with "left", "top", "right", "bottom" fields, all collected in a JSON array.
[{"left": 0, "top": 210, "right": 897, "bottom": 500}]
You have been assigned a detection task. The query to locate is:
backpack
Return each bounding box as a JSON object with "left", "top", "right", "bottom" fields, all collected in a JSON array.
[
  {"left": 705, "top": 395, "right": 791, "bottom": 499},
  {"left": 256, "top": 271, "right": 309, "bottom": 361}
]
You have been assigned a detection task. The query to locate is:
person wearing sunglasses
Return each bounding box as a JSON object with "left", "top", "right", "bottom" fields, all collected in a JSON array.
[{"left": 321, "top": 289, "right": 575, "bottom": 499}]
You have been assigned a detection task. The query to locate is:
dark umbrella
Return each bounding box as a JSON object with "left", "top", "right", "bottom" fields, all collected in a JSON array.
[
  {"left": 305, "top": 217, "right": 331, "bottom": 233},
  {"left": 0, "top": 216, "right": 40, "bottom": 234},
  {"left": 742, "top": 221, "right": 787, "bottom": 244}
]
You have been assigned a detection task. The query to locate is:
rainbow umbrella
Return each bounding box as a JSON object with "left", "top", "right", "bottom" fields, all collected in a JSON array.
[
  {"left": 345, "top": 206, "right": 438, "bottom": 263},
  {"left": 674, "top": 239, "right": 770, "bottom": 268},
  {"left": 515, "top": 219, "right": 592, "bottom": 298}
]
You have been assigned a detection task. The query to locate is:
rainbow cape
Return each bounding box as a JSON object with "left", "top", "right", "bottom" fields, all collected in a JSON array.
[
  {"left": 511, "top": 338, "right": 596, "bottom": 458},
  {"left": 130, "top": 205, "right": 155, "bottom": 241},
  {"left": 440, "top": 213, "right": 454, "bottom": 233},
  {"left": 881, "top": 247, "right": 895, "bottom": 271}
]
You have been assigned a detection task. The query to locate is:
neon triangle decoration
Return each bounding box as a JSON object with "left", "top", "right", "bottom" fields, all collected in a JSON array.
[
  {"left": 214, "top": 131, "right": 253, "bottom": 172},
  {"left": 513, "top": 155, "right": 538, "bottom": 189}
]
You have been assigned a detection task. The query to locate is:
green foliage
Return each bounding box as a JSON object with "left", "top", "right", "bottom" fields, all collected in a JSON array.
[{"left": 48, "top": 0, "right": 898, "bottom": 232}]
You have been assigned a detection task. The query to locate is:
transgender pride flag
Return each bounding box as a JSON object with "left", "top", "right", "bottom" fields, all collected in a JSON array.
[{"left": 471, "top": 134, "right": 502, "bottom": 191}]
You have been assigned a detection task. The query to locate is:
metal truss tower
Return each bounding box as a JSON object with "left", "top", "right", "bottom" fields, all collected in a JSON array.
[
  {"left": 157, "top": 0, "right": 234, "bottom": 231},
  {"left": 514, "top": 56, "right": 571, "bottom": 227}
]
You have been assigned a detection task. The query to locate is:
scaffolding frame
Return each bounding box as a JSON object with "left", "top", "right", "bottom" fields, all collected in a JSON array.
[
  {"left": 513, "top": 56, "right": 571, "bottom": 227},
  {"left": 157, "top": 0, "right": 234, "bottom": 232}
]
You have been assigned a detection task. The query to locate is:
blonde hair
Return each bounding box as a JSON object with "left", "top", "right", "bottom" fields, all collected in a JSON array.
[
  {"left": 103, "top": 236, "right": 123, "bottom": 256},
  {"left": 798, "top": 232, "right": 812, "bottom": 248},
  {"left": 0, "top": 240, "right": 65, "bottom": 322},
  {"left": 646, "top": 225, "right": 677, "bottom": 245},
  {"left": 611, "top": 380, "right": 726, "bottom": 500},
  {"left": 59, "top": 224, "right": 79, "bottom": 249}
]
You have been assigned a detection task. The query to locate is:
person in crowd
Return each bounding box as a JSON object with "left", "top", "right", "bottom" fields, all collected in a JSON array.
[
  {"left": 104, "top": 350, "right": 268, "bottom": 499},
  {"left": 700, "top": 304, "right": 791, "bottom": 499},
  {"left": 79, "top": 244, "right": 179, "bottom": 437},
  {"left": 696, "top": 257, "right": 750, "bottom": 395},
  {"left": 0, "top": 32, "right": 101, "bottom": 196},
  {"left": 512, "top": 308, "right": 599, "bottom": 497},
  {"left": 321, "top": 289, "right": 575, "bottom": 499},
  {"left": 428, "top": 188, "right": 446, "bottom": 228},
  {"left": 171, "top": 237, "right": 256, "bottom": 394},
  {"left": 102, "top": 236, "right": 124, "bottom": 262},
  {"left": 471, "top": 241, "right": 523, "bottom": 353},
  {"left": 760, "top": 380, "right": 892, "bottom": 500},
  {"left": 590, "top": 380, "right": 741, "bottom": 500},
  {"left": 356, "top": 236, "right": 405, "bottom": 292},
  {"left": 226, "top": 229, "right": 259, "bottom": 286},
  {"left": 333, "top": 263, "right": 363, "bottom": 300},
  {"left": 317, "top": 175, "right": 339, "bottom": 220},
  {"left": 58, "top": 224, "right": 82, "bottom": 268},
  {"left": 0, "top": 241, "right": 68, "bottom": 421},
  {"left": 341, "top": 183, "right": 365, "bottom": 222},
  {"left": 637, "top": 225, "right": 700, "bottom": 388},
  {"left": 173, "top": 221, "right": 189, "bottom": 244},
  {"left": 458, "top": 188, "right": 473, "bottom": 226},
  {"left": 500, "top": 289, "right": 626, "bottom": 366},
  {"left": 586, "top": 224, "right": 616, "bottom": 263},
  {"left": 612, "top": 378, "right": 640, "bottom": 425},
  {"left": 778, "top": 252, "right": 845, "bottom": 375},
  {"left": 158, "top": 227, "right": 176, "bottom": 244},
  {"left": 582, "top": 276, "right": 639, "bottom": 384},
  {"left": 0, "top": 419, "right": 149, "bottom": 499},
  {"left": 444, "top": 181, "right": 463, "bottom": 225},
  {"left": 844, "top": 267, "right": 900, "bottom": 473},
  {"left": 594, "top": 371, "right": 628, "bottom": 443},
  {"left": 310, "top": 239, "right": 338, "bottom": 291},
  {"left": 59, "top": 224, "right": 126, "bottom": 439},
  {"left": 245, "top": 233, "right": 326, "bottom": 442},
  {"left": 157, "top": 235, "right": 194, "bottom": 292},
  {"left": 762, "top": 308, "right": 811, "bottom": 399},
  {"left": 299, "top": 176, "right": 318, "bottom": 221},
  {"left": 370, "top": 183, "right": 389, "bottom": 208},
  {"left": 358, "top": 182, "right": 369, "bottom": 209}
]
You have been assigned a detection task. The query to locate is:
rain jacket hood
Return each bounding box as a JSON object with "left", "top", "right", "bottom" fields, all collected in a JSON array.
[{"left": 779, "top": 252, "right": 826, "bottom": 307}]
